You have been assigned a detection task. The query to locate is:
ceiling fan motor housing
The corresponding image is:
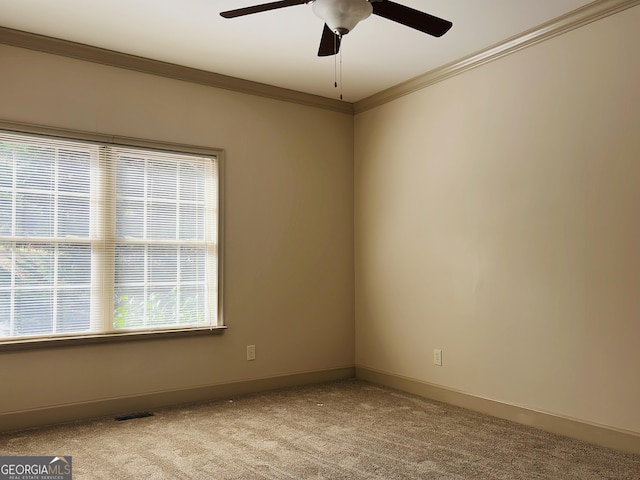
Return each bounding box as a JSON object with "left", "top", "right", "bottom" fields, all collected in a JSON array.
[{"left": 312, "top": 0, "right": 373, "bottom": 35}]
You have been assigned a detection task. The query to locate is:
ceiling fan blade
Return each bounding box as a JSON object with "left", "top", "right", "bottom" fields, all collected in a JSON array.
[
  {"left": 220, "top": 0, "right": 308, "bottom": 18},
  {"left": 318, "top": 24, "right": 341, "bottom": 57},
  {"left": 371, "top": 0, "right": 452, "bottom": 37}
]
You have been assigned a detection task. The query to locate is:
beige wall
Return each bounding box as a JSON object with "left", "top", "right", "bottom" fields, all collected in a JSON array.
[
  {"left": 0, "top": 45, "right": 355, "bottom": 420},
  {"left": 355, "top": 5, "right": 640, "bottom": 435}
]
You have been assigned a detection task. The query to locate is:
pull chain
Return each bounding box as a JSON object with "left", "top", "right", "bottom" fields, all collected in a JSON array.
[
  {"left": 333, "top": 34, "right": 343, "bottom": 101},
  {"left": 339, "top": 44, "right": 343, "bottom": 100},
  {"left": 334, "top": 33, "right": 338, "bottom": 90}
]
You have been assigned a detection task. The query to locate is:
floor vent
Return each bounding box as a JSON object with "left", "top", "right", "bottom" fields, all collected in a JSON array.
[{"left": 114, "top": 412, "right": 155, "bottom": 422}]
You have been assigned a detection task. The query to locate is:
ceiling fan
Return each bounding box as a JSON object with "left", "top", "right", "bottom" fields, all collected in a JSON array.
[{"left": 220, "top": 0, "right": 453, "bottom": 57}]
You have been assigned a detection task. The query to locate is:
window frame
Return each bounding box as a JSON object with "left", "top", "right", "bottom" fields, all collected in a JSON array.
[{"left": 0, "top": 121, "right": 226, "bottom": 351}]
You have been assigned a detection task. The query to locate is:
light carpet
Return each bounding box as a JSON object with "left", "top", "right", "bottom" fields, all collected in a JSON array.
[{"left": 1, "top": 379, "right": 638, "bottom": 479}]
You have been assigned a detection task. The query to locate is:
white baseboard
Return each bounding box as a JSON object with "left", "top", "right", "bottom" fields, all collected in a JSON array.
[
  {"left": 7, "top": 365, "right": 637, "bottom": 456},
  {"left": 356, "top": 366, "right": 640, "bottom": 456},
  {"left": 1, "top": 366, "right": 355, "bottom": 433}
]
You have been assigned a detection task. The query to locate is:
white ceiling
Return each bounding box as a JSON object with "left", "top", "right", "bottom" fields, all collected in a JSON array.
[{"left": 0, "top": 0, "right": 594, "bottom": 102}]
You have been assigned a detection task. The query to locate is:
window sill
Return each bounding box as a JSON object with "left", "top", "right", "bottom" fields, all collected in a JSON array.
[{"left": 0, "top": 326, "right": 227, "bottom": 352}]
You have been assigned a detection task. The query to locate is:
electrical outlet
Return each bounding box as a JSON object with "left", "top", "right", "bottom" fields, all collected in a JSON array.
[
  {"left": 433, "top": 349, "right": 442, "bottom": 366},
  {"left": 246, "top": 345, "right": 256, "bottom": 361}
]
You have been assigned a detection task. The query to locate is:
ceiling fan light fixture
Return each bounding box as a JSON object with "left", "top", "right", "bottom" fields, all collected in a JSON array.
[{"left": 312, "top": 0, "right": 373, "bottom": 35}]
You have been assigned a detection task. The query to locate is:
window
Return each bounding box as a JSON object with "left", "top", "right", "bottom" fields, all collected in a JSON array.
[{"left": 0, "top": 128, "right": 223, "bottom": 343}]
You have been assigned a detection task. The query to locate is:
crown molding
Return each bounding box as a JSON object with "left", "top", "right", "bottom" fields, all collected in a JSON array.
[
  {"left": 1, "top": 0, "right": 637, "bottom": 117},
  {"left": 0, "top": 26, "right": 354, "bottom": 116},
  {"left": 354, "top": 0, "right": 640, "bottom": 114}
]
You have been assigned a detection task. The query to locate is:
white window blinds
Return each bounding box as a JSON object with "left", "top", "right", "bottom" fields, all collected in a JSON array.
[{"left": 0, "top": 130, "right": 220, "bottom": 341}]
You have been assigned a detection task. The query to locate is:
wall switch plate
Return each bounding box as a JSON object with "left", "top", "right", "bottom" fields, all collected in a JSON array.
[
  {"left": 247, "top": 345, "right": 256, "bottom": 361},
  {"left": 433, "top": 349, "right": 442, "bottom": 366}
]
